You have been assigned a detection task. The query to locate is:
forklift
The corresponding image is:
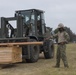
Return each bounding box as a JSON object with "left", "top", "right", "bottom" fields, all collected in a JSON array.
[{"left": 0, "top": 9, "right": 54, "bottom": 64}]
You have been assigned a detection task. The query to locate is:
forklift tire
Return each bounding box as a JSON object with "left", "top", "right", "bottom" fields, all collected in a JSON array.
[
  {"left": 26, "top": 39, "right": 39, "bottom": 63},
  {"left": 43, "top": 40, "right": 54, "bottom": 59}
]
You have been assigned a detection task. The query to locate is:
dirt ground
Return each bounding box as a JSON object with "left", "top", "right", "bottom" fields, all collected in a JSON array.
[{"left": 0, "top": 43, "right": 76, "bottom": 75}]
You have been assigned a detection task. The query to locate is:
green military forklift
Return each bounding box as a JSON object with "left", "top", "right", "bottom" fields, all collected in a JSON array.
[{"left": 0, "top": 9, "right": 54, "bottom": 64}]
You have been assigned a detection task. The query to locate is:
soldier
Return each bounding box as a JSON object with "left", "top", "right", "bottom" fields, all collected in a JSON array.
[
  {"left": 53, "top": 23, "right": 70, "bottom": 68},
  {"left": 6, "top": 21, "right": 15, "bottom": 38},
  {"left": 45, "top": 23, "right": 70, "bottom": 68}
]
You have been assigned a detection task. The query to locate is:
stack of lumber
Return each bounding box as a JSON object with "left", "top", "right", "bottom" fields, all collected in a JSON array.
[{"left": 0, "top": 46, "right": 22, "bottom": 64}]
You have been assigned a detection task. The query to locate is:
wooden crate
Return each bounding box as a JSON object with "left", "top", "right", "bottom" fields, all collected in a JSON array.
[{"left": 0, "top": 46, "right": 22, "bottom": 64}]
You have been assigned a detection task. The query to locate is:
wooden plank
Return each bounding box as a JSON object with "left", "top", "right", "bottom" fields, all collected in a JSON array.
[{"left": 0, "top": 42, "right": 43, "bottom": 46}]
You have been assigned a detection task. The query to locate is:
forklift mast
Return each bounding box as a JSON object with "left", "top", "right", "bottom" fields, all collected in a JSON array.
[{"left": 0, "top": 16, "right": 23, "bottom": 38}]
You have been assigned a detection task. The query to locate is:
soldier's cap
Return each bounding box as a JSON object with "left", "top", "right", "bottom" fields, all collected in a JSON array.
[{"left": 58, "top": 23, "right": 64, "bottom": 29}]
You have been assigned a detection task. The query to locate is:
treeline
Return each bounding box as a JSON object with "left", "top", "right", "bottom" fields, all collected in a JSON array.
[{"left": 65, "top": 27, "right": 76, "bottom": 42}]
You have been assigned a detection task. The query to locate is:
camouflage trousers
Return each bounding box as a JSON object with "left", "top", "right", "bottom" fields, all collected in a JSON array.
[{"left": 56, "top": 44, "right": 69, "bottom": 67}]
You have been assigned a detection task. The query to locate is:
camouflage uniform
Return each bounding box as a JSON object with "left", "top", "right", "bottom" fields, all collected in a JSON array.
[{"left": 54, "top": 23, "right": 70, "bottom": 68}]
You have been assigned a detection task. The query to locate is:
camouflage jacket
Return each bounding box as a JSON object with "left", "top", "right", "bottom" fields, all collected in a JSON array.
[{"left": 54, "top": 31, "right": 70, "bottom": 43}]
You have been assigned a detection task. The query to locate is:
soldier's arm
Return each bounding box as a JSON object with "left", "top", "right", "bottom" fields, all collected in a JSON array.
[
  {"left": 45, "top": 33, "right": 58, "bottom": 40},
  {"left": 64, "top": 32, "right": 70, "bottom": 42},
  {"left": 53, "top": 33, "right": 58, "bottom": 38}
]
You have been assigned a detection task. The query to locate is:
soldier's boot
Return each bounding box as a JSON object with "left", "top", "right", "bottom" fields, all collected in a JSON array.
[
  {"left": 63, "top": 61, "right": 69, "bottom": 68},
  {"left": 64, "top": 64, "right": 69, "bottom": 68},
  {"left": 55, "top": 63, "right": 60, "bottom": 68},
  {"left": 53, "top": 62, "right": 60, "bottom": 68}
]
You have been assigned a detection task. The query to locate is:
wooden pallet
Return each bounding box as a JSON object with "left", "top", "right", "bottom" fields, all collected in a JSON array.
[{"left": 0, "top": 41, "right": 43, "bottom": 64}]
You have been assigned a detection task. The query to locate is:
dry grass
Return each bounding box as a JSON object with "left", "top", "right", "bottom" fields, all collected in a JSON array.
[{"left": 0, "top": 43, "right": 76, "bottom": 75}]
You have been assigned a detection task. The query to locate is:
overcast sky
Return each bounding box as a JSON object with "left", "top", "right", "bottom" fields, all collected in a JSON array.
[{"left": 0, "top": 0, "right": 76, "bottom": 33}]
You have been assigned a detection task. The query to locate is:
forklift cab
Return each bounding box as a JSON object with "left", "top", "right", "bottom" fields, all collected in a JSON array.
[{"left": 15, "top": 9, "right": 46, "bottom": 37}]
